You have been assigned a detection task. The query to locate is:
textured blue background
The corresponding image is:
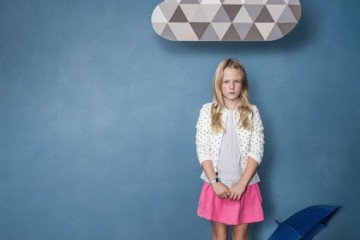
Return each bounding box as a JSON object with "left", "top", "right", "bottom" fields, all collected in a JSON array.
[{"left": 0, "top": 0, "right": 359, "bottom": 239}]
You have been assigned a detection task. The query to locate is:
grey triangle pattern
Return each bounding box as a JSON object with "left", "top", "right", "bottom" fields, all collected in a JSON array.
[
  {"left": 200, "top": 24, "right": 220, "bottom": 41},
  {"left": 212, "top": 22, "right": 231, "bottom": 39},
  {"left": 267, "top": 0, "right": 286, "bottom": 4},
  {"left": 180, "top": 0, "right": 200, "bottom": 3},
  {"left": 288, "top": 4, "right": 301, "bottom": 21},
  {"left": 244, "top": 24, "right": 264, "bottom": 41},
  {"left": 222, "top": 24, "right": 241, "bottom": 41},
  {"left": 267, "top": 24, "right": 283, "bottom": 40},
  {"left": 190, "top": 22, "right": 210, "bottom": 39},
  {"left": 161, "top": 24, "right": 177, "bottom": 40},
  {"left": 191, "top": 5, "right": 210, "bottom": 22},
  {"left": 255, "top": 6, "right": 274, "bottom": 22},
  {"left": 233, "top": 6, "right": 253, "bottom": 23},
  {"left": 151, "top": 0, "right": 301, "bottom": 41},
  {"left": 170, "top": 6, "right": 188, "bottom": 22},
  {"left": 180, "top": 4, "right": 198, "bottom": 21},
  {"left": 255, "top": 23, "right": 276, "bottom": 40},
  {"left": 244, "top": 5, "right": 264, "bottom": 21},
  {"left": 212, "top": 6, "right": 231, "bottom": 22},
  {"left": 277, "top": 6, "right": 297, "bottom": 23},
  {"left": 152, "top": 22, "right": 167, "bottom": 35},
  {"left": 223, "top": 4, "right": 242, "bottom": 21},
  {"left": 277, "top": 22, "right": 297, "bottom": 35},
  {"left": 233, "top": 23, "right": 253, "bottom": 40},
  {"left": 159, "top": 3, "right": 179, "bottom": 21}
]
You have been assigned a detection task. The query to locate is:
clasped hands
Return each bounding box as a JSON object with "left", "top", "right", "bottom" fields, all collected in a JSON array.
[{"left": 212, "top": 182, "right": 246, "bottom": 201}]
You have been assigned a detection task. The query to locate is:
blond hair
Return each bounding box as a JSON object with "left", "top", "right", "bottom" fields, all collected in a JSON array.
[{"left": 211, "top": 58, "right": 253, "bottom": 133}]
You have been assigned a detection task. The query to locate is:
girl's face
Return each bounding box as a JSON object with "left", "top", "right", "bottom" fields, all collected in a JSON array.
[{"left": 221, "top": 67, "right": 243, "bottom": 107}]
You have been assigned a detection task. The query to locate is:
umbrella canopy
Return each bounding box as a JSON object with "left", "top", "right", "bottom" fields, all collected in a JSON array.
[{"left": 268, "top": 205, "right": 340, "bottom": 240}]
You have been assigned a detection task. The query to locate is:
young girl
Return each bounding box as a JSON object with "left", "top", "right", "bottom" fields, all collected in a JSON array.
[{"left": 195, "top": 58, "right": 265, "bottom": 240}]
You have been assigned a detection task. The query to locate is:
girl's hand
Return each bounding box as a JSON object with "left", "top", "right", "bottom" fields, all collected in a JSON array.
[
  {"left": 229, "top": 182, "right": 246, "bottom": 201},
  {"left": 211, "top": 182, "right": 231, "bottom": 199}
]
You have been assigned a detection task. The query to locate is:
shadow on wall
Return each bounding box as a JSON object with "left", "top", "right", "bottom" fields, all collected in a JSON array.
[{"left": 152, "top": 1, "right": 318, "bottom": 56}]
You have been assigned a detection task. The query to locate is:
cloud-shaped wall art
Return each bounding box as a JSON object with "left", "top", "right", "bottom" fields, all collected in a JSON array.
[{"left": 151, "top": 0, "right": 301, "bottom": 41}]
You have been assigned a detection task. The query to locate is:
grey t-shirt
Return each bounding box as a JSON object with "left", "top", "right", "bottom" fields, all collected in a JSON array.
[
  {"left": 217, "top": 109, "right": 243, "bottom": 187},
  {"left": 201, "top": 109, "right": 259, "bottom": 187}
]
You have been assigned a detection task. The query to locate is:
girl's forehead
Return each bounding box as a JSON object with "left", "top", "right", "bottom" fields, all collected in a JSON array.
[{"left": 223, "top": 68, "right": 243, "bottom": 78}]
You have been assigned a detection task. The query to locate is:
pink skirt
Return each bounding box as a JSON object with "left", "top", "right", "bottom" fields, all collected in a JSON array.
[{"left": 197, "top": 182, "right": 264, "bottom": 225}]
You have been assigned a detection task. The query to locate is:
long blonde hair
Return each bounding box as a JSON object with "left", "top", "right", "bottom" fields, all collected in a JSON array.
[{"left": 211, "top": 58, "right": 253, "bottom": 133}]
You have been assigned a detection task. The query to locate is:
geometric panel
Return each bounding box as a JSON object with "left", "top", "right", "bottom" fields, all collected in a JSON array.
[{"left": 151, "top": 0, "right": 302, "bottom": 41}]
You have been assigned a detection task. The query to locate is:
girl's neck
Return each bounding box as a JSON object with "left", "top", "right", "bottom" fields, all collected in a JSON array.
[{"left": 224, "top": 101, "right": 239, "bottom": 110}]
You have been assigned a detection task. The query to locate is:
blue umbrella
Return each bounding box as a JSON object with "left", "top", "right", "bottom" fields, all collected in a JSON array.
[{"left": 269, "top": 205, "right": 340, "bottom": 240}]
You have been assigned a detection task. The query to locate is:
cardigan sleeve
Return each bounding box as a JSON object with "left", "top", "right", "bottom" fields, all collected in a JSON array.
[
  {"left": 247, "top": 105, "right": 265, "bottom": 165},
  {"left": 195, "top": 104, "right": 212, "bottom": 165}
]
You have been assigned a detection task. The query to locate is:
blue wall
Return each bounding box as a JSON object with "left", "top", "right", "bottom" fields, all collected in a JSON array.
[{"left": 0, "top": 0, "right": 359, "bottom": 239}]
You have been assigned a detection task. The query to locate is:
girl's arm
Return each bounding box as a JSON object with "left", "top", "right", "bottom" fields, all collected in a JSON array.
[
  {"left": 229, "top": 105, "right": 265, "bottom": 201},
  {"left": 195, "top": 104, "right": 230, "bottom": 199},
  {"left": 229, "top": 157, "right": 258, "bottom": 201},
  {"left": 247, "top": 105, "right": 265, "bottom": 165},
  {"left": 201, "top": 160, "right": 231, "bottom": 199}
]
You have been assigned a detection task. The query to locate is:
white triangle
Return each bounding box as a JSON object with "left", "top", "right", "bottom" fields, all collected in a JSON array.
[
  {"left": 151, "top": 6, "right": 168, "bottom": 23},
  {"left": 233, "top": 6, "right": 253, "bottom": 23},
  {"left": 190, "top": 5, "right": 210, "bottom": 22},
  {"left": 255, "top": 22, "right": 276, "bottom": 40},
  {"left": 201, "top": 4, "right": 222, "bottom": 21},
  {"left": 266, "top": 5, "right": 286, "bottom": 22},
  {"left": 168, "top": 22, "right": 198, "bottom": 40},
  {"left": 211, "top": 22, "right": 231, "bottom": 39},
  {"left": 180, "top": 4, "right": 199, "bottom": 21}
]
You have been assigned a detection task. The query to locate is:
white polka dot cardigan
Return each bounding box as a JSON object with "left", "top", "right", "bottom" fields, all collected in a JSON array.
[{"left": 195, "top": 103, "right": 265, "bottom": 182}]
